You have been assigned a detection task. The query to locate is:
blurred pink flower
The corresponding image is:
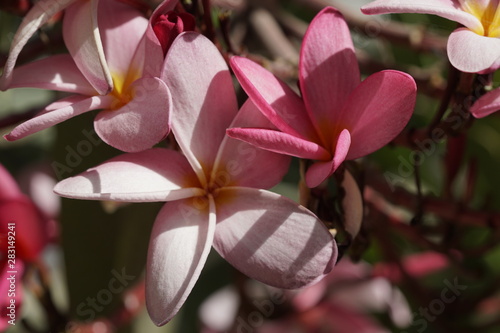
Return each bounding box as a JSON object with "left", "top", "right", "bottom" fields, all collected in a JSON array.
[
  {"left": 200, "top": 259, "right": 411, "bottom": 333},
  {"left": 0, "top": 164, "right": 55, "bottom": 330},
  {"left": 362, "top": 0, "right": 500, "bottom": 73},
  {"left": 2, "top": 0, "right": 185, "bottom": 153},
  {"left": 54, "top": 32, "right": 337, "bottom": 326},
  {"left": 227, "top": 6, "right": 416, "bottom": 188}
]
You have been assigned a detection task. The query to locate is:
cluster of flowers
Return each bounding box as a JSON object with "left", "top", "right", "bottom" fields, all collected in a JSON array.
[{"left": 5, "top": 0, "right": 500, "bottom": 327}]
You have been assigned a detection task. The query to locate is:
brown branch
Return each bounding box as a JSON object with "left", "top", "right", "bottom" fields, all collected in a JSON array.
[{"left": 365, "top": 173, "right": 500, "bottom": 228}]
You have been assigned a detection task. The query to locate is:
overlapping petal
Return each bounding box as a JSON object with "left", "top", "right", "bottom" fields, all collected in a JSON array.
[
  {"left": 8, "top": 54, "right": 96, "bottom": 95},
  {"left": 162, "top": 32, "right": 238, "bottom": 181},
  {"left": 361, "top": 0, "right": 483, "bottom": 33},
  {"left": 448, "top": 27, "right": 500, "bottom": 73},
  {"left": 226, "top": 127, "right": 331, "bottom": 160},
  {"left": 63, "top": 0, "right": 113, "bottom": 95},
  {"left": 97, "top": 0, "right": 148, "bottom": 80},
  {"left": 305, "top": 129, "right": 351, "bottom": 188},
  {"left": 54, "top": 148, "right": 202, "bottom": 202},
  {"left": 94, "top": 77, "right": 171, "bottom": 152},
  {"left": 0, "top": 0, "right": 78, "bottom": 90},
  {"left": 299, "top": 6, "right": 360, "bottom": 142},
  {"left": 212, "top": 187, "right": 337, "bottom": 289},
  {"left": 146, "top": 197, "right": 216, "bottom": 325},
  {"left": 214, "top": 100, "right": 291, "bottom": 189},
  {"left": 143, "top": 0, "right": 178, "bottom": 77},
  {"left": 230, "top": 56, "right": 318, "bottom": 141},
  {"left": 4, "top": 95, "right": 114, "bottom": 141},
  {"left": 340, "top": 70, "right": 416, "bottom": 160}
]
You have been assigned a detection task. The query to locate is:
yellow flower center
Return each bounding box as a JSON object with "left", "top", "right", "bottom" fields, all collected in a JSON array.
[
  {"left": 109, "top": 68, "right": 141, "bottom": 110},
  {"left": 461, "top": 0, "right": 500, "bottom": 37}
]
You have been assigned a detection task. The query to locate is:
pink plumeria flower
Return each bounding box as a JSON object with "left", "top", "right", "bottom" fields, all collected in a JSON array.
[
  {"left": 227, "top": 7, "right": 416, "bottom": 188},
  {"left": 2, "top": 0, "right": 174, "bottom": 152},
  {"left": 1, "top": 0, "right": 112, "bottom": 94},
  {"left": 54, "top": 32, "right": 338, "bottom": 326},
  {"left": 362, "top": 0, "right": 500, "bottom": 73}
]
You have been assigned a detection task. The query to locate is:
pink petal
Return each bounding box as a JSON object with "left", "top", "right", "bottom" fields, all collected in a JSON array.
[
  {"left": 54, "top": 148, "right": 202, "bottom": 202},
  {"left": 305, "top": 129, "right": 351, "bottom": 188},
  {"left": 361, "top": 0, "right": 483, "bottom": 33},
  {"left": 146, "top": 197, "right": 216, "bottom": 325},
  {"left": 143, "top": 0, "right": 178, "bottom": 77},
  {"left": 94, "top": 77, "right": 171, "bottom": 153},
  {"left": 213, "top": 187, "right": 337, "bottom": 289},
  {"left": 448, "top": 27, "right": 500, "bottom": 73},
  {"left": 230, "top": 56, "right": 319, "bottom": 141},
  {"left": 299, "top": 7, "right": 360, "bottom": 142},
  {"left": 341, "top": 70, "right": 416, "bottom": 160},
  {"left": 8, "top": 54, "right": 96, "bottom": 95},
  {"left": 199, "top": 286, "right": 240, "bottom": 332},
  {"left": 4, "top": 95, "right": 113, "bottom": 141},
  {"left": 63, "top": 0, "right": 113, "bottom": 95},
  {"left": 471, "top": 87, "right": 500, "bottom": 118},
  {"left": 226, "top": 127, "right": 331, "bottom": 160},
  {"left": 0, "top": 198, "right": 48, "bottom": 261},
  {"left": 0, "top": 164, "right": 23, "bottom": 200},
  {"left": 0, "top": 0, "right": 78, "bottom": 90},
  {"left": 214, "top": 100, "right": 291, "bottom": 189},
  {"left": 97, "top": 0, "right": 148, "bottom": 79},
  {"left": 162, "top": 32, "right": 238, "bottom": 181},
  {"left": 41, "top": 95, "right": 90, "bottom": 114},
  {"left": 341, "top": 170, "right": 363, "bottom": 239}
]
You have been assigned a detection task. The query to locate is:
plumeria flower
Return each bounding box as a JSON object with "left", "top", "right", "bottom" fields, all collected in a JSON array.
[
  {"left": 227, "top": 6, "right": 416, "bottom": 188},
  {"left": 54, "top": 32, "right": 338, "bottom": 326},
  {"left": 1, "top": 0, "right": 111, "bottom": 94},
  {"left": 2, "top": 0, "right": 174, "bottom": 152},
  {"left": 362, "top": 0, "right": 500, "bottom": 73}
]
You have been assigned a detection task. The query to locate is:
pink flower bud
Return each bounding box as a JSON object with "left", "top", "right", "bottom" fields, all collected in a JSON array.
[{"left": 153, "top": 11, "right": 196, "bottom": 56}]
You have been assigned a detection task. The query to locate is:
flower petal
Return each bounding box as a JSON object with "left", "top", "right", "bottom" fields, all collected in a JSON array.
[
  {"left": 230, "top": 56, "right": 319, "bottom": 141},
  {"left": 8, "top": 54, "right": 96, "bottom": 95},
  {"left": 63, "top": 0, "right": 113, "bottom": 95},
  {"left": 0, "top": 164, "right": 23, "bottom": 200},
  {"left": 305, "top": 129, "right": 351, "bottom": 188},
  {"left": 94, "top": 77, "right": 171, "bottom": 152},
  {"left": 341, "top": 70, "right": 416, "bottom": 160},
  {"left": 54, "top": 148, "right": 202, "bottom": 202},
  {"left": 213, "top": 187, "right": 337, "bottom": 289},
  {"left": 0, "top": 0, "right": 78, "bottom": 90},
  {"left": 146, "top": 197, "right": 216, "bottom": 325},
  {"left": 97, "top": 0, "right": 148, "bottom": 79},
  {"left": 143, "top": 0, "right": 178, "bottom": 77},
  {"left": 0, "top": 198, "right": 48, "bottom": 261},
  {"left": 448, "top": 27, "right": 500, "bottom": 73},
  {"left": 471, "top": 87, "right": 500, "bottom": 118},
  {"left": 4, "top": 95, "right": 113, "bottom": 141},
  {"left": 341, "top": 170, "right": 363, "bottom": 239},
  {"left": 299, "top": 7, "right": 360, "bottom": 142},
  {"left": 361, "top": 0, "right": 483, "bottom": 33},
  {"left": 162, "top": 32, "right": 238, "bottom": 181},
  {"left": 226, "top": 127, "right": 331, "bottom": 160},
  {"left": 214, "top": 100, "right": 291, "bottom": 189}
]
